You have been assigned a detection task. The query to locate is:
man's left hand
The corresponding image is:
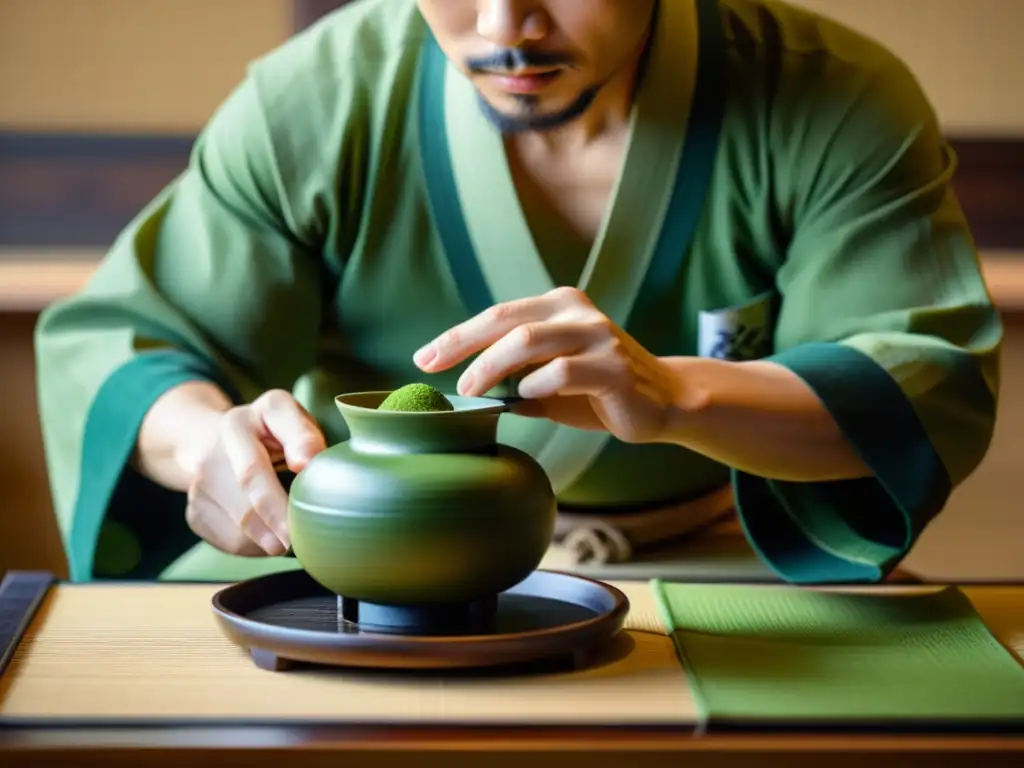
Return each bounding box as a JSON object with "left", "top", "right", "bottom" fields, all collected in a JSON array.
[{"left": 413, "top": 287, "right": 680, "bottom": 443}]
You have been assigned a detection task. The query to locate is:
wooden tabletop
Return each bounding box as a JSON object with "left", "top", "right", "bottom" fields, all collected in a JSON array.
[{"left": 0, "top": 577, "right": 1022, "bottom": 766}]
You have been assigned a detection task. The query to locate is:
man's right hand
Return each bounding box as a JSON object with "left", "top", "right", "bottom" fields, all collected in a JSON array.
[{"left": 183, "top": 389, "right": 327, "bottom": 557}]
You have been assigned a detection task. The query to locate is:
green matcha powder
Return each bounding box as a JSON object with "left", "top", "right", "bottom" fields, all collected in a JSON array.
[{"left": 378, "top": 383, "right": 454, "bottom": 412}]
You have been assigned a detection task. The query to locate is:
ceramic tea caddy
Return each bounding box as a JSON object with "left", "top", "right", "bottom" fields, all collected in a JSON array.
[
  {"left": 286, "top": 390, "right": 558, "bottom": 635},
  {"left": 212, "top": 387, "right": 629, "bottom": 671}
]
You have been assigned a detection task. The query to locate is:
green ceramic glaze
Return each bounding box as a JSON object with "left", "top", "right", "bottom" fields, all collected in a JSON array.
[
  {"left": 378, "top": 382, "right": 454, "bottom": 412},
  {"left": 287, "top": 391, "right": 557, "bottom": 605}
]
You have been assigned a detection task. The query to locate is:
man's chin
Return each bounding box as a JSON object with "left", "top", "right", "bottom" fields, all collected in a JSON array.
[{"left": 474, "top": 86, "right": 600, "bottom": 135}]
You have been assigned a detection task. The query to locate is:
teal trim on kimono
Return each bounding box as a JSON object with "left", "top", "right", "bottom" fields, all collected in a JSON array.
[
  {"left": 416, "top": 0, "right": 728, "bottom": 338},
  {"left": 68, "top": 350, "right": 241, "bottom": 582},
  {"left": 417, "top": 34, "right": 492, "bottom": 317},
  {"left": 733, "top": 342, "right": 952, "bottom": 584},
  {"left": 633, "top": 0, "right": 727, "bottom": 354}
]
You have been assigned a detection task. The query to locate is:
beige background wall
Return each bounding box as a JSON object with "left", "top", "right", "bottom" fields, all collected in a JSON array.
[
  {"left": 0, "top": 0, "right": 291, "bottom": 132},
  {"left": 795, "top": 0, "right": 1022, "bottom": 136},
  {"left": 0, "top": 0, "right": 1021, "bottom": 135},
  {"left": 0, "top": 0, "right": 1022, "bottom": 580}
]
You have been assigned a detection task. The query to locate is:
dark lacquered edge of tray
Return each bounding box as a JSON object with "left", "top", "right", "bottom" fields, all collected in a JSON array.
[
  {"left": 0, "top": 571, "right": 55, "bottom": 680},
  {"left": 210, "top": 569, "right": 630, "bottom": 670}
]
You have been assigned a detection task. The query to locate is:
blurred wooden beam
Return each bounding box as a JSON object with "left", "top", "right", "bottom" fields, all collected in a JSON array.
[
  {"left": 1, "top": 131, "right": 1021, "bottom": 252},
  {"left": 5, "top": 249, "right": 1023, "bottom": 313},
  {"left": 950, "top": 139, "right": 1024, "bottom": 252},
  {"left": 293, "top": 0, "right": 353, "bottom": 33}
]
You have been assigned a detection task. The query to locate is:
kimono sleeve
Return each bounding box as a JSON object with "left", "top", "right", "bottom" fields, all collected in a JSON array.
[
  {"left": 733, "top": 55, "right": 1002, "bottom": 584},
  {"left": 34, "top": 76, "right": 330, "bottom": 582}
]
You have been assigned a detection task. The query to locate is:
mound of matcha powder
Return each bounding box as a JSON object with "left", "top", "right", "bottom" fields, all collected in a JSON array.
[{"left": 378, "top": 382, "right": 454, "bottom": 412}]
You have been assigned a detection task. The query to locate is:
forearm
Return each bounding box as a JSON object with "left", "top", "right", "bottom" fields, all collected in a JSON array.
[
  {"left": 132, "top": 380, "right": 233, "bottom": 492},
  {"left": 660, "top": 356, "right": 871, "bottom": 482}
]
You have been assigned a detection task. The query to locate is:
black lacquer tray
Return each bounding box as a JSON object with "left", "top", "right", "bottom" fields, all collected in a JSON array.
[{"left": 211, "top": 569, "right": 629, "bottom": 671}]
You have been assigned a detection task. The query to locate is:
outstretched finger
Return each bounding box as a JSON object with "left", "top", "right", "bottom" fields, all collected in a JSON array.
[
  {"left": 414, "top": 294, "right": 564, "bottom": 373},
  {"left": 456, "top": 321, "right": 597, "bottom": 397}
]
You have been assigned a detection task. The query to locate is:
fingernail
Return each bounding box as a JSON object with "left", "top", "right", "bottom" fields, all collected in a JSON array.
[
  {"left": 293, "top": 439, "right": 324, "bottom": 466},
  {"left": 458, "top": 373, "right": 475, "bottom": 395},
  {"left": 414, "top": 345, "right": 437, "bottom": 369},
  {"left": 260, "top": 532, "right": 286, "bottom": 555}
]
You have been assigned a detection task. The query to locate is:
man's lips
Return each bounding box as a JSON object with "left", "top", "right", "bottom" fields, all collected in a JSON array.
[{"left": 482, "top": 68, "right": 563, "bottom": 94}]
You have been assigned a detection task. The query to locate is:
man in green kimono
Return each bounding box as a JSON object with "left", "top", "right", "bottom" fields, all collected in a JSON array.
[{"left": 35, "top": 0, "right": 1001, "bottom": 585}]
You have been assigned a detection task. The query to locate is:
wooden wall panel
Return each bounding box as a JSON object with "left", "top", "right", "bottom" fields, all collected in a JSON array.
[{"left": 0, "top": 312, "right": 68, "bottom": 577}]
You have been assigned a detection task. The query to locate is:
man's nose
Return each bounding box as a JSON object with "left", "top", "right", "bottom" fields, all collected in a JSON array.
[{"left": 476, "top": 0, "right": 549, "bottom": 47}]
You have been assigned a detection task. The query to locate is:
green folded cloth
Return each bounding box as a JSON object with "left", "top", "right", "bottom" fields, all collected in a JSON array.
[{"left": 651, "top": 581, "right": 1024, "bottom": 725}]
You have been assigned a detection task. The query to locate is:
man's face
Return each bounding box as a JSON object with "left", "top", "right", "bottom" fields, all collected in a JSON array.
[{"left": 417, "top": 0, "right": 657, "bottom": 134}]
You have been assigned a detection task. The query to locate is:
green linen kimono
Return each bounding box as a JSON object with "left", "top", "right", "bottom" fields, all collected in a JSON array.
[{"left": 35, "top": 0, "right": 1001, "bottom": 585}]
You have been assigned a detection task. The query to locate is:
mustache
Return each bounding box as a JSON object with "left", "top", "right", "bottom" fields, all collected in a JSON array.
[{"left": 465, "top": 48, "right": 575, "bottom": 74}]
